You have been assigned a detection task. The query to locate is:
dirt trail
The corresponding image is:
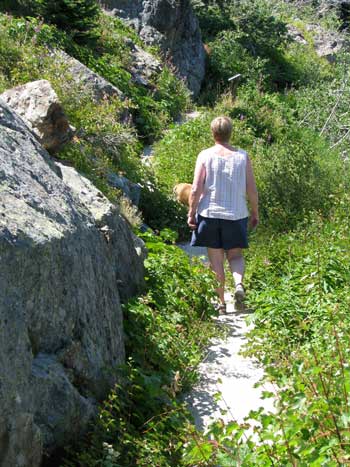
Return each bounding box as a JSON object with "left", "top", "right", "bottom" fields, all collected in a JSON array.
[{"left": 179, "top": 243, "right": 274, "bottom": 432}]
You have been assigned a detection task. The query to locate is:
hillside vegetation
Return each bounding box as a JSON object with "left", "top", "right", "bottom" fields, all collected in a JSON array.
[{"left": 1, "top": 0, "right": 350, "bottom": 465}]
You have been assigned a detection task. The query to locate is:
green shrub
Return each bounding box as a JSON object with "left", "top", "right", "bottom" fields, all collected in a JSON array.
[
  {"left": 7, "top": 0, "right": 101, "bottom": 44},
  {"left": 288, "top": 55, "right": 350, "bottom": 156},
  {"left": 0, "top": 25, "right": 22, "bottom": 83},
  {"left": 152, "top": 90, "right": 344, "bottom": 232},
  {"left": 153, "top": 67, "right": 192, "bottom": 121},
  {"left": 252, "top": 129, "right": 342, "bottom": 229},
  {"left": 192, "top": 3, "right": 235, "bottom": 40},
  {"left": 138, "top": 179, "right": 189, "bottom": 239},
  {"left": 195, "top": 0, "right": 334, "bottom": 104},
  {"left": 183, "top": 194, "right": 350, "bottom": 466},
  {"left": 207, "top": 30, "right": 266, "bottom": 91}
]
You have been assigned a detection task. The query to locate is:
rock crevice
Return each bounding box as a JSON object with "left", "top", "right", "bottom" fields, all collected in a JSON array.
[{"left": 103, "top": 0, "right": 205, "bottom": 96}]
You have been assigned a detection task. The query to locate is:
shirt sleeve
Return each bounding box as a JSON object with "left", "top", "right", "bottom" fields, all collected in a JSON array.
[{"left": 192, "top": 151, "right": 206, "bottom": 192}]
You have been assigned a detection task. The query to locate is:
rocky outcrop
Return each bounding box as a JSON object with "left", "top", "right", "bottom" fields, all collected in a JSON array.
[
  {"left": 57, "top": 162, "right": 145, "bottom": 299},
  {"left": 0, "top": 99, "right": 145, "bottom": 465},
  {"left": 107, "top": 172, "right": 142, "bottom": 206},
  {"left": 103, "top": 0, "right": 205, "bottom": 96},
  {"left": 0, "top": 80, "right": 73, "bottom": 153},
  {"left": 127, "top": 39, "right": 163, "bottom": 87},
  {"left": 53, "top": 50, "right": 131, "bottom": 123},
  {"left": 288, "top": 23, "right": 348, "bottom": 62},
  {"left": 310, "top": 24, "right": 347, "bottom": 61},
  {"left": 54, "top": 50, "right": 125, "bottom": 101}
]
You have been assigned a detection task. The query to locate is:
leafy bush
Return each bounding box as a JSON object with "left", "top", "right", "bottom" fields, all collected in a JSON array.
[
  {"left": 289, "top": 55, "right": 350, "bottom": 157},
  {"left": 183, "top": 194, "right": 350, "bottom": 466},
  {"left": 2, "top": 0, "right": 100, "bottom": 43},
  {"left": 37, "top": 0, "right": 100, "bottom": 43},
  {"left": 64, "top": 232, "right": 219, "bottom": 467},
  {"left": 152, "top": 90, "right": 344, "bottom": 232},
  {"left": 138, "top": 179, "right": 189, "bottom": 239},
  {"left": 192, "top": 3, "right": 235, "bottom": 40},
  {"left": 0, "top": 12, "right": 191, "bottom": 226},
  {"left": 195, "top": 0, "right": 334, "bottom": 103},
  {"left": 252, "top": 128, "right": 342, "bottom": 229},
  {"left": 207, "top": 30, "right": 266, "bottom": 90}
]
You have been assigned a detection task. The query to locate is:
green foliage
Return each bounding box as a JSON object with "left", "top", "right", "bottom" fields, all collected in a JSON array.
[
  {"left": 288, "top": 54, "right": 350, "bottom": 157},
  {"left": 152, "top": 89, "right": 344, "bottom": 232},
  {"left": 207, "top": 30, "right": 266, "bottom": 88},
  {"left": 64, "top": 232, "right": 219, "bottom": 467},
  {"left": 252, "top": 128, "right": 341, "bottom": 228},
  {"left": 138, "top": 179, "right": 189, "bottom": 239},
  {"left": 195, "top": 0, "right": 333, "bottom": 103},
  {"left": 183, "top": 195, "right": 350, "bottom": 466},
  {"left": 4, "top": 0, "right": 101, "bottom": 44},
  {"left": 192, "top": 3, "right": 235, "bottom": 40},
  {"left": 38, "top": 0, "right": 100, "bottom": 42},
  {"left": 0, "top": 11, "right": 190, "bottom": 223},
  {"left": 152, "top": 112, "right": 215, "bottom": 190},
  {"left": 230, "top": 0, "right": 291, "bottom": 56},
  {"left": 153, "top": 67, "right": 191, "bottom": 121}
]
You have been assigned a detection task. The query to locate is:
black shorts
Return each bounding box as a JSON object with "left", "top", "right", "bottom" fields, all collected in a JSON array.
[{"left": 190, "top": 214, "right": 249, "bottom": 250}]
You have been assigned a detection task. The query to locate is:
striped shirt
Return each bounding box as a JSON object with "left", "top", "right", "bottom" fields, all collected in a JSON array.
[{"left": 193, "top": 147, "right": 249, "bottom": 220}]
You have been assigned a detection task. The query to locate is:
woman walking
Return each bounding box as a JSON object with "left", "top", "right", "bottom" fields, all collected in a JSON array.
[{"left": 188, "top": 116, "right": 259, "bottom": 314}]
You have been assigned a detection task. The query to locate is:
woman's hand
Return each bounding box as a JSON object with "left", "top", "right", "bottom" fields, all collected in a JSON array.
[
  {"left": 250, "top": 212, "right": 259, "bottom": 230},
  {"left": 187, "top": 214, "right": 197, "bottom": 230}
]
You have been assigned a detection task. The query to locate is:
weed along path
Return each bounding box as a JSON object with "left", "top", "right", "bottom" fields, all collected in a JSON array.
[{"left": 180, "top": 244, "right": 274, "bottom": 433}]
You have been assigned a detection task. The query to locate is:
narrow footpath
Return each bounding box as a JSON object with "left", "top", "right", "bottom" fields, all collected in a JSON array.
[{"left": 179, "top": 244, "right": 274, "bottom": 433}]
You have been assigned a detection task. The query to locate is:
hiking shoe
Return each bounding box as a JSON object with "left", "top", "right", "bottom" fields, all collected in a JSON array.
[
  {"left": 215, "top": 303, "right": 227, "bottom": 315},
  {"left": 234, "top": 283, "right": 245, "bottom": 303}
]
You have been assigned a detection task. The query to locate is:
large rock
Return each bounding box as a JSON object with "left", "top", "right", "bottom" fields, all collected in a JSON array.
[
  {"left": 0, "top": 99, "right": 145, "bottom": 465},
  {"left": 53, "top": 50, "right": 131, "bottom": 123},
  {"left": 127, "top": 39, "right": 163, "bottom": 87},
  {"left": 54, "top": 50, "right": 124, "bottom": 101},
  {"left": 57, "top": 162, "right": 146, "bottom": 299},
  {"left": 288, "top": 23, "right": 349, "bottom": 62},
  {"left": 306, "top": 24, "right": 348, "bottom": 61},
  {"left": 0, "top": 80, "right": 73, "bottom": 153},
  {"left": 107, "top": 171, "right": 142, "bottom": 206},
  {"left": 103, "top": 0, "right": 205, "bottom": 96}
]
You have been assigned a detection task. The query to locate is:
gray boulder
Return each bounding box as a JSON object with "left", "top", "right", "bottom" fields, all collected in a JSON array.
[
  {"left": 53, "top": 50, "right": 131, "bottom": 123},
  {"left": 306, "top": 24, "right": 348, "bottom": 62},
  {"left": 54, "top": 50, "right": 125, "bottom": 102},
  {"left": 57, "top": 162, "right": 146, "bottom": 298},
  {"left": 103, "top": 0, "right": 205, "bottom": 96},
  {"left": 0, "top": 80, "right": 73, "bottom": 153},
  {"left": 128, "top": 40, "right": 163, "bottom": 87},
  {"left": 107, "top": 172, "right": 142, "bottom": 206},
  {"left": 288, "top": 23, "right": 348, "bottom": 63},
  {"left": 0, "top": 99, "right": 145, "bottom": 465}
]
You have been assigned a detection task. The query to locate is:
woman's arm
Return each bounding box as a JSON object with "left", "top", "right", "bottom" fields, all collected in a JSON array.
[
  {"left": 188, "top": 154, "right": 206, "bottom": 230},
  {"left": 246, "top": 156, "right": 259, "bottom": 228}
]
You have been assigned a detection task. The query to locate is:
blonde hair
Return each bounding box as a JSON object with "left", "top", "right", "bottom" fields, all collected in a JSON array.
[{"left": 210, "top": 116, "right": 232, "bottom": 143}]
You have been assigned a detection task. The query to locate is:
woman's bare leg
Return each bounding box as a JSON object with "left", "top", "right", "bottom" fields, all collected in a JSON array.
[
  {"left": 226, "top": 248, "right": 245, "bottom": 286},
  {"left": 207, "top": 247, "right": 225, "bottom": 304}
]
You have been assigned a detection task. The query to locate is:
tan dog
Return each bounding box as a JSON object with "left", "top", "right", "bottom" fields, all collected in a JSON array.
[{"left": 173, "top": 183, "right": 192, "bottom": 206}]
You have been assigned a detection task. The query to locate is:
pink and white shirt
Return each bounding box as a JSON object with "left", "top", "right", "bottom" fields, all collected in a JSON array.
[{"left": 192, "top": 147, "right": 249, "bottom": 220}]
